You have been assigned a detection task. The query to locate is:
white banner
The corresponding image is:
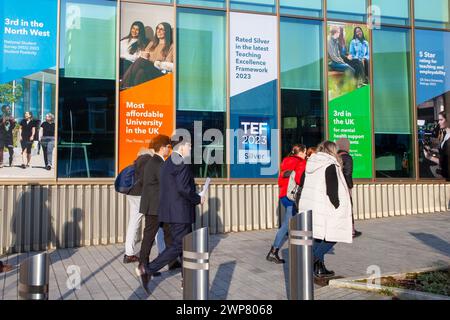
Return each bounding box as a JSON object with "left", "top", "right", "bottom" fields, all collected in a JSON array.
[{"left": 230, "top": 12, "right": 278, "bottom": 97}]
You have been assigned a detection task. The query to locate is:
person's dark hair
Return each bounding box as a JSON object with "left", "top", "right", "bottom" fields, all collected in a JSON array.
[
  {"left": 150, "top": 22, "right": 172, "bottom": 58},
  {"left": 338, "top": 27, "right": 346, "bottom": 51},
  {"left": 306, "top": 147, "right": 317, "bottom": 159},
  {"left": 290, "top": 144, "right": 306, "bottom": 156},
  {"left": 152, "top": 134, "right": 171, "bottom": 152},
  {"left": 353, "top": 27, "right": 366, "bottom": 42},
  {"left": 171, "top": 136, "right": 190, "bottom": 151},
  {"left": 122, "top": 21, "right": 148, "bottom": 55}
]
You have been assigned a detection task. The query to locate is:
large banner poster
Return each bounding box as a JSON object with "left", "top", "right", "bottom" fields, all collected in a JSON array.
[
  {"left": 230, "top": 12, "right": 278, "bottom": 178},
  {"left": 0, "top": 0, "right": 57, "bottom": 179},
  {"left": 416, "top": 29, "right": 450, "bottom": 179},
  {"left": 327, "top": 22, "right": 373, "bottom": 179},
  {"left": 119, "top": 3, "right": 174, "bottom": 171}
]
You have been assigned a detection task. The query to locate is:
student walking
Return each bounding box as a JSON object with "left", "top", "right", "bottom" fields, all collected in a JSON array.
[
  {"left": 0, "top": 112, "right": 15, "bottom": 168},
  {"left": 136, "top": 138, "right": 205, "bottom": 294},
  {"left": 138, "top": 135, "right": 180, "bottom": 271},
  {"left": 266, "top": 144, "right": 306, "bottom": 264},
  {"left": 123, "top": 147, "right": 154, "bottom": 263},
  {"left": 298, "top": 141, "right": 353, "bottom": 278},
  {"left": 39, "top": 113, "right": 55, "bottom": 170},
  {"left": 19, "top": 111, "right": 36, "bottom": 169}
]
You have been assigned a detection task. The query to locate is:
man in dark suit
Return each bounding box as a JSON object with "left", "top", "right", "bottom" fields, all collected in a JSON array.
[
  {"left": 137, "top": 138, "right": 205, "bottom": 294},
  {"left": 137, "top": 135, "right": 180, "bottom": 270}
]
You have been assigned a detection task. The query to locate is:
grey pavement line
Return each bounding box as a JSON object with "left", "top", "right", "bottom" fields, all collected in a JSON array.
[
  {"left": 56, "top": 248, "right": 80, "bottom": 300},
  {"left": 48, "top": 251, "right": 63, "bottom": 300},
  {"left": 81, "top": 246, "right": 121, "bottom": 300},
  {"left": 88, "top": 245, "right": 130, "bottom": 300}
]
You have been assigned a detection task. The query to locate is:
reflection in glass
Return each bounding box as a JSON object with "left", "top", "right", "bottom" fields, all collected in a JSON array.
[
  {"left": 373, "top": 27, "right": 413, "bottom": 178},
  {"left": 415, "top": 0, "right": 450, "bottom": 29},
  {"left": 327, "top": 0, "right": 368, "bottom": 22},
  {"left": 371, "top": 0, "right": 410, "bottom": 26},
  {"left": 230, "top": 0, "right": 276, "bottom": 13},
  {"left": 177, "top": 8, "right": 226, "bottom": 178},
  {"left": 280, "top": 18, "right": 323, "bottom": 156},
  {"left": 58, "top": 0, "right": 116, "bottom": 178},
  {"left": 280, "top": 0, "right": 322, "bottom": 17},
  {"left": 177, "top": 0, "right": 225, "bottom": 9}
]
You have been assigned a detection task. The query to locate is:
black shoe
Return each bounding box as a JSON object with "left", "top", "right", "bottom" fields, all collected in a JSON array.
[
  {"left": 136, "top": 264, "right": 151, "bottom": 295},
  {"left": 266, "top": 246, "right": 285, "bottom": 264},
  {"left": 123, "top": 255, "right": 139, "bottom": 264},
  {"left": 168, "top": 260, "right": 182, "bottom": 270},
  {"left": 314, "top": 261, "right": 335, "bottom": 278},
  {"left": 353, "top": 230, "right": 362, "bottom": 238},
  {"left": 46, "top": 165, "right": 51, "bottom": 170}
]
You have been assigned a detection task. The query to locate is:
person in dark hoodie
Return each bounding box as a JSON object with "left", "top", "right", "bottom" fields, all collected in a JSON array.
[{"left": 336, "top": 138, "right": 362, "bottom": 238}]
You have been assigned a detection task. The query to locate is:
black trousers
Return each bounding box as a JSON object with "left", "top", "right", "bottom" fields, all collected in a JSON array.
[
  {"left": 344, "top": 57, "right": 366, "bottom": 81},
  {"left": 146, "top": 223, "right": 192, "bottom": 275},
  {"left": 121, "top": 57, "right": 163, "bottom": 88},
  {"left": 0, "top": 140, "right": 14, "bottom": 165},
  {"left": 139, "top": 215, "right": 173, "bottom": 265}
]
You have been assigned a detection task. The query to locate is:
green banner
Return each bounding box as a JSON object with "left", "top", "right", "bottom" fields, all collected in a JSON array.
[{"left": 328, "top": 85, "right": 373, "bottom": 179}]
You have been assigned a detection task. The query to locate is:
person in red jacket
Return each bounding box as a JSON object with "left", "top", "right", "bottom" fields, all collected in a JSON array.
[{"left": 266, "top": 144, "right": 307, "bottom": 264}]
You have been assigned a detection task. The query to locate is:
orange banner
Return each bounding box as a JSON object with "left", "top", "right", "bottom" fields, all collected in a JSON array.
[{"left": 118, "top": 73, "right": 173, "bottom": 172}]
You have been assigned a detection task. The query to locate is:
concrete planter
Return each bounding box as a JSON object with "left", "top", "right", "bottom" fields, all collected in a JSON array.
[{"left": 329, "top": 265, "right": 450, "bottom": 300}]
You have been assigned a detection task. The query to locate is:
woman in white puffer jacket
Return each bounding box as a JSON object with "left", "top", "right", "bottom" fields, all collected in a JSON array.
[{"left": 297, "top": 141, "right": 353, "bottom": 278}]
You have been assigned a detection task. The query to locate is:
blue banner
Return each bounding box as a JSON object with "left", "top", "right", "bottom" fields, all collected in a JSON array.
[
  {"left": 415, "top": 29, "right": 450, "bottom": 105},
  {"left": 0, "top": 0, "right": 57, "bottom": 84}
]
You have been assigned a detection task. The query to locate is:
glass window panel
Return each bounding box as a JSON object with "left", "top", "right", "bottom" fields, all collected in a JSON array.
[
  {"left": 280, "top": 18, "right": 324, "bottom": 156},
  {"left": 327, "top": 0, "right": 368, "bottom": 22},
  {"left": 280, "top": 0, "right": 322, "bottom": 17},
  {"left": 415, "top": 0, "right": 450, "bottom": 29},
  {"left": 141, "top": 0, "right": 172, "bottom": 3},
  {"left": 177, "top": 8, "right": 226, "bottom": 178},
  {"left": 371, "top": 0, "right": 410, "bottom": 25},
  {"left": 59, "top": 0, "right": 116, "bottom": 79},
  {"left": 373, "top": 27, "right": 414, "bottom": 178},
  {"left": 177, "top": 0, "right": 225, "bottom": 9},
  {"left": 230, "top": 0, "right": 276, "bottom": 14},
  {"left": 58, "top": 0, "right": 116, "bottom": 178}
]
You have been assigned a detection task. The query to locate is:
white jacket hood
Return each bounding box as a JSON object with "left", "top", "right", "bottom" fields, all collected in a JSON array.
[{"left": 305, "top": 152, "right": 340, "bottom": 174}]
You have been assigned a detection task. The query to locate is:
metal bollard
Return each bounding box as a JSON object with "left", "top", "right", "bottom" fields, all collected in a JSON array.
[
  {"left": 289, "top": 210, "right": 314, "bottom": 300},
  {"left": 19, "top": 252, "right": 50, "bottom": 300},
  {"left": 182, "top": 227, "right": 209, "bottom": 300}
]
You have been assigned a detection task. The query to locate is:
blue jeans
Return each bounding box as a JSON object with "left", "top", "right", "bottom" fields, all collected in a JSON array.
[
  {"left": 329, "top": 61, "right": 355, "bottom": 74},
  {"left": 313, "top": 239, "right": 337, "bottom": 262},
  {"left": 273, "top": 197, "right": 296, "bottom": 249}
]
